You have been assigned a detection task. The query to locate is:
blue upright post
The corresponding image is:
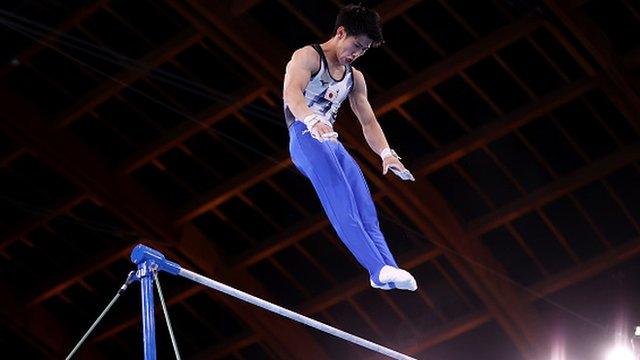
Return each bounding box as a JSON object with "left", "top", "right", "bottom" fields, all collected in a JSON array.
[
  {"left": 138, "top": 260, "right": 156, "bottom": 360},
  {"left": 131, "top": 245, "right": 180, "bottom": 360}
]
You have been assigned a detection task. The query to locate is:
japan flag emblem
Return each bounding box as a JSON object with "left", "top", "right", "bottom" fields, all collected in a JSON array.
[{"left": 325, "top": 88, "right": 339, "bottom": 101}]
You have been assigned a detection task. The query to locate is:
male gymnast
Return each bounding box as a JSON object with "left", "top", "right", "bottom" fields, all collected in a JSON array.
[{"left": 283, "top": 4, "right": 417, "bottom": 291}]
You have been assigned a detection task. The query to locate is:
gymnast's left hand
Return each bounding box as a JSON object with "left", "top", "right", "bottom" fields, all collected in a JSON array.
[{"left": 382, "top": 157, "right": 415, "bottom": 181}]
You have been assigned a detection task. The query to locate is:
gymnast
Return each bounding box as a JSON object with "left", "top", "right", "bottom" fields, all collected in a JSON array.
[{"left": 283, "top": 4, "right": 417, "bottom": 291}]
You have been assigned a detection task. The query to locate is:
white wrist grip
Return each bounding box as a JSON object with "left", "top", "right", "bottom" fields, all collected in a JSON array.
[
  {"left": 302, "top": 114, "right": 337, "bottom": 142},
  {"left": 303, "top": 114, "right": 331, "bottom": 130},
  {"left": 380, "top": 147, "right": 400, "bottom": 161}
]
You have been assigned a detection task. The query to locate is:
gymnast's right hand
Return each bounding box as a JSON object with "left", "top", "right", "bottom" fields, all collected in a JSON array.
[{"left": 302, "top": 114, "right": 339, "bottom": 143}]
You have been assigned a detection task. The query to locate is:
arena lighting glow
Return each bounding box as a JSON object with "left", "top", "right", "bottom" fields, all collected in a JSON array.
[
  {"left": 604, "top": 326, "right": 637, "bottom": 360},
  {"left": 604, "top": 345, "right": 635, "bottom": 360},
  {"left": 549, "top": 334, "right": 566, "bottom": 360}
]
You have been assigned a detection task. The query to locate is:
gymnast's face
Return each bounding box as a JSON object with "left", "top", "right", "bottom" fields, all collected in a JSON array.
[{"left": 334, "top": 26, "right": 372, "bottom": 65}]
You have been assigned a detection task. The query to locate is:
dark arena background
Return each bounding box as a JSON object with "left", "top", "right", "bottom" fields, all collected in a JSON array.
[{"left": 1, "top": 0, "right": 640, "bottom": 359}]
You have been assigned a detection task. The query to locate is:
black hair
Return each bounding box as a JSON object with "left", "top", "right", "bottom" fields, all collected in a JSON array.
[{"left": 333, "top": 4, "right": 384, "bottom": 47}]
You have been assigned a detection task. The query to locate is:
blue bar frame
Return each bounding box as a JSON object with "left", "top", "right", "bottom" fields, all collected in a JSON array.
[
  {"left": 128, "top": 243, "right": 416, "bottom": 360},
  {"left": 130, "top": 245, "right": 180, "bottom": 360}
]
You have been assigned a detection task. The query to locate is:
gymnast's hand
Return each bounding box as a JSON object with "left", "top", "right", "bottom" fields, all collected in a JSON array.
[
  {"left": 312, "top": 122, "right": 339, "bottom": 142},
  {"left": 303, "top": 114, "right": 339, "bottom": 142},
  {"left": 381, "top": 148, "right": 415, "bottom": 181}
]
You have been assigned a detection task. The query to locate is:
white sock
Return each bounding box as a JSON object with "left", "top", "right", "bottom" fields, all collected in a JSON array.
[
  {"left": 376, "top": 265, "right": 417, "bottom": 291},
  {"left": 370, "top": 278, "right": 393, "bottom": 290}
]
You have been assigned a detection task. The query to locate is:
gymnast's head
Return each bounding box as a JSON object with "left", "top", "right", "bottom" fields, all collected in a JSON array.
[{"left": 332, "top": 4, "right": 384, "bottom": 66}]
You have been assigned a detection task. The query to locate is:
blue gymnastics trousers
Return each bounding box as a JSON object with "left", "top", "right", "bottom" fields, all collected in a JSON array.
[{"left": 288, "top": 121, "right": 398, "bottom": 286}]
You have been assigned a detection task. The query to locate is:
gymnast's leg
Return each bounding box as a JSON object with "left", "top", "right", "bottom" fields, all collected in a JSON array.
[
  {"left": 289, "top": 122, "right": 416, "bottom": 291},
  {"left": 333, "top": 141, "right": 416, "bottom": 290}
]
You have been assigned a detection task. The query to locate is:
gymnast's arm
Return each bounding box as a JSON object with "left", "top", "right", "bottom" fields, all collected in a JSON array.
[
  {"left": 283, "top": 47, "right": 335, "bottom": 139},
  {"left": 283, "top": 46, "right": 317, "bottom": 120},
  {"left": 348, "top": 69, "right": 390, "bottom": 156},
  {"left": 349, "top": 69, "right": 411, "bottom": 176}
]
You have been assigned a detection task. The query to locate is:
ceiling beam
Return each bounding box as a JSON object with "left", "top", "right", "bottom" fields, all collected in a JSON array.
[
  {"left": 27, "top": 245, "right": 132, "bottom": 306},
  {"left": 0, "top": 193, "right": 87, "bottom": 252},
  {"left": 404, "top": 311, "right": 493, "bottom": 355},
  {"left": 468, "top": 142, "right": 640, "bottom": 237},
  {"left": 229, "top": 0, "right": 264, "bottom": 16},
  {"left": 0, "top": 278, "right": 108, "bottom": 359},
  {"left": 175, "top": 151, "right": 291, "bottom": 225},
  {"left": 372, "top": 18, "right": 543, "bottom": 114},
  {"left": 118, "top": 84, "right": 267, "bottom": 175},
  {"left": 543, "top": 0, "right": 640, "bottom": 130},
  {"left": 0, "top": 0, "right": 109, "bottom": 78},
  {"left": 232, "top": 0, "right": 430, "bottom": 23},
  {"left": 188, "top": 332, "right": 260, "bottom": 360},
  {"left": 623, "top": 46, "right": 640, "bottom": 70},
  {"left": 56, "top": 28, "right": 202, "bottom": 127},
  {"left": 0, "top": 90, "right": 177, "bottom": 243},
  {"left": 530, "top": 237, "right": 640, "bottom": 299},
  {"left": 166, "top": 0, "right": 282, "bottom": 91},
  {"left": 376, "top": 0, "right": 424, "bottom": 22},
  {"left": 413, "top": 77, "right": 597, "bottom": 176},
  {"left": 0, "top": 147, "right": 27, "bottom": 168}
]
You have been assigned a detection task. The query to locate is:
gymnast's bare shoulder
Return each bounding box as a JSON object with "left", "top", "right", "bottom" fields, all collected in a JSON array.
[{"left": 286, "top": 46, "right": 320, "bottom": 78}]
